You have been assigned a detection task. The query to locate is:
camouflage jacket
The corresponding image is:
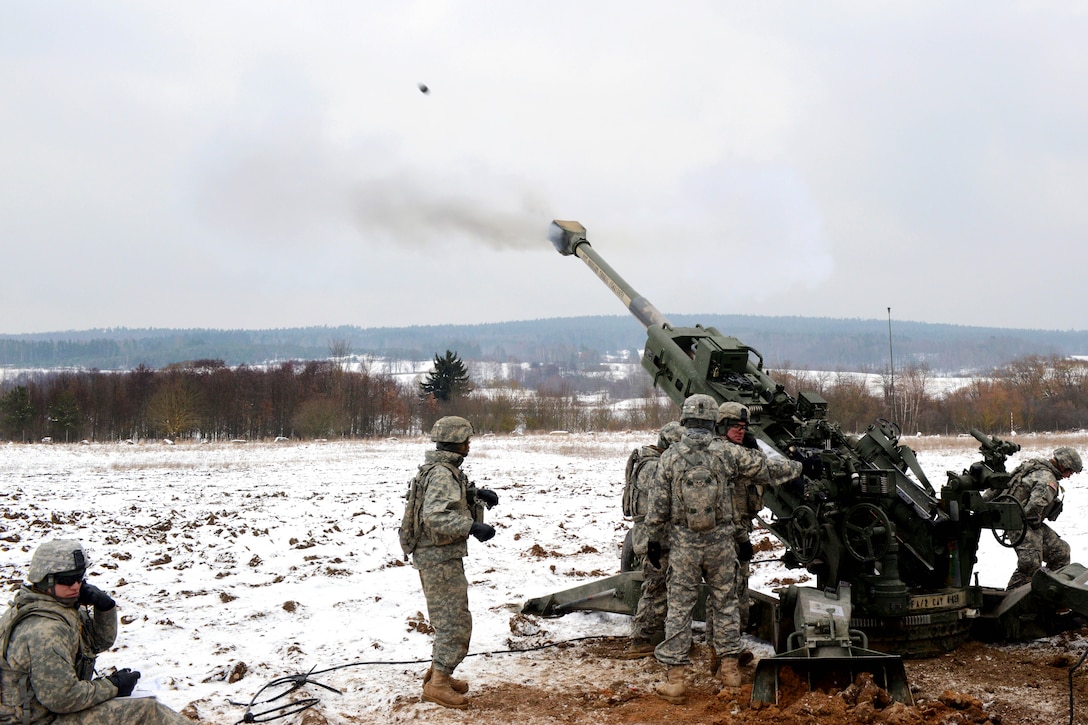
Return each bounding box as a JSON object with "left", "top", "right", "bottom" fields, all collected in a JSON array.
[
  {"left": 1008, "top": 458, "right": 1062, "bottom": 522},
  {"left": 644, "top": 428, "right": 769, "bottom": 544},
  {"left": 1, "top": 585, "right": 118, "bottom": 724},
  {"left": 411, "top": 449, "right": 477, "bottom": 569},
  {"left": 729, "top": 444, "right": 802, "bottom": 534}
]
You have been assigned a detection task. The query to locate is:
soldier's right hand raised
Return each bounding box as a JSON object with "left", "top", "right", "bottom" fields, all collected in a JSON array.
[
  {"left": 469, "top": 522, "right": 496, "bottom": 542},
  {"left": 476, "top": 488, "right": 499, "bottom": 509},
  {"left": 78, "top": 582, "right": 116, "bottom": 611}
]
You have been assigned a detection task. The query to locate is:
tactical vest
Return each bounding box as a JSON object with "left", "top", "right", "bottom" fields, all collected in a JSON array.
[
  {"left": 398, "top": 461, "right": 478, "bottom": 560},
  {"left": 1007, "top": 458, "right": 1063, "bottom": 524},
  {"left": 0, "top": 603, "right": 68, "bottom": 725}
]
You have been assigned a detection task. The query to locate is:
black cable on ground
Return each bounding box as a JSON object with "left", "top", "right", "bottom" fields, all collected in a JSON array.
[
  {"left": 231, "top": 634, "right": 620, "bottom": 723},
  {"left": 1069, "top": 644, "right": 1088, "bottom": 725}
]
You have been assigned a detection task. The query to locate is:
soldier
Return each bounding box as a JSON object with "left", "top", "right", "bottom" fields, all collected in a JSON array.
[
  {"left": 622, "top": 421, "right": 684, "bottom": 657},
  {"left": 712, "top": 402, "right": 803, "bottom": 674},
  {"left": 644, "top": 394, "right": 774, "bottom": 702},
  {"left": 0, "top": 539, "right": 191, "bottom": 724},
  {"left": 1005, "top": 446, "right": 1083, "bottom": 590},
  {"left": 406, "top": 416, "right": 498, "bottom": 709},
  {"left": 715, "top": 402, "right": 762, "bottom": 634}
]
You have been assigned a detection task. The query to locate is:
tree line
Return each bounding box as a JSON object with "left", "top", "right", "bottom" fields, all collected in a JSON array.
[
  {"left": 773, "top": 354, "right": 1088, "bottom": 435},
  {"left": 1, "top": 353, "right": 1086, "bottom": 444}
]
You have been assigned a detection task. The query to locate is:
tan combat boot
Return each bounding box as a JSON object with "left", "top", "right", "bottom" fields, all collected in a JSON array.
[
  {"left": 423, "top": 665, "right": 469, "bottom": 694},
  {"left": 654, "top": 665, "right": 689, "bottom": 704},
  {"left": 422, "top": 667, "right": 469, "bottom": 709},
  {"left": 718, "top": 655, "right": 742, "bottom": 689},
  {"left": 619, "top": 638, "right": 655, "bottom": 659}
]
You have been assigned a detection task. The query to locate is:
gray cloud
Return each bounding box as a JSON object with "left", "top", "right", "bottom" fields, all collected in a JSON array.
[{"left": 2, "top": 2, "right": 1087, "bottom": 334}]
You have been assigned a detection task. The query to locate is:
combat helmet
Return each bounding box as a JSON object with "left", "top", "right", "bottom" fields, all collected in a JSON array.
[
  {"left": 1054, "top": 446, "right": 1083, "bottom": 474},
  {"left": 28, "top": 539, "right": 88, "bottom": 587},
  {"left": 430, "top": 416, "right": 474, "bottom": 445},
  {"left": 717, "top": 401, "right": 750, "bottom": 426},
  {"left": 680, "top": 394, "right": 718, "bottom": 429},
  {"left": 657, "top": 421, "right": 684, "bottom": 449}
]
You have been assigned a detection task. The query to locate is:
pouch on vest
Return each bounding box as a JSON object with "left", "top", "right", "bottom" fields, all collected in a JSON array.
[
  {"left": 398, "top": 471, "right": 427, "bottom": 561},
  {"left": 1043, "top": 497, "right": 1064, "bottom": 522},
  {"left": 680, "top": 464, "right": 720, "bottom": 533}
]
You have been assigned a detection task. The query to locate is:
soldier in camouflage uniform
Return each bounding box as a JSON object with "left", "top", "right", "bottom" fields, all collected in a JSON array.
[
  {"left": 711, "top": 402, "right": 803, "bottom": 674},
  {"left": 622, "top": 421, "right": 684, "bottom": 658},
  {"left": 643, "top": 394, "right": 777, "bottom": 702},
  {"left": 409, "top": 416, "right": 499, "bottom": 709},
  {"left": 0, "top": 539, "right": 190, "bottom": 725},
  {"left": 1005, "top": 446, "right": 1083, "bottom": 590}
]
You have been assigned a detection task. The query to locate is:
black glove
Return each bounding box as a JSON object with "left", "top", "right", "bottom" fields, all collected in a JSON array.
[
  {"left": 646, "top": 541, "right": 662, "bottom": 570},
  {"left": 800, "top": 456, "right": 824, "bottom": 479},
  {"left": 469, "top": 522, "right": 496, "bottom": 542},
  {"left": 476, "top": 488, "right": 499, "bottom": 509},
  {"left": 78, "top": 582, "right": 116, "bottom": 611},
  {"left": 788, "top": 446, "right": 823, "bottom": 479},
  {"left": 742, "top": 431, "right": 759, "bottom": 450},
  {"left": 107, "top": 668, "right": 140, "bottom": 697},
  {"left": 737, "top": 540, "right": 754, "bottom": 562}
]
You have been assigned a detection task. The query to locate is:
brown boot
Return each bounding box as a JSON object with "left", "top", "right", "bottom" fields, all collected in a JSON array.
[
  {"left": 423, "top": 665, "right": 469, "bottom": 694},
  {"left": 709, "top": 648, "right": 721, "bottom": 676},
  {"left": 654, "top": 666, "right": 689, "bottom": 704},
  {"left": 619, "top": 638, "right": 655, "bottom": 659},
  {"left": 422, "top": 668, "right": 468, "bottom": 709},
  {"left": 718, "top": 655, "right": 742, "bottom": 689}
]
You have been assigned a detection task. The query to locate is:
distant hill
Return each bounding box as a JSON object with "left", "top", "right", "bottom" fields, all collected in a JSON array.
[{"left": 2, "top": 315, "right": 1087, "bottom": 374}]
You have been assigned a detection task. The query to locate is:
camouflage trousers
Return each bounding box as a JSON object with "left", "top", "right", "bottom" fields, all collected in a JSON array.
[
  {"left": 1007, "top": 525, "right": 1070, "bottom": 590},
  {"left": 654, "top": 529, "right": 739, "bottom": 666},
  {"left": 51, "top": 697, "right": 190, "bottom": 725},
  {"left": 737, "top": 558, "right": 751, "bottom": 630},
  {"left": 418, "top": 557, "right": 472, "bottom": 674},
  {"left": 631, "top": 550, "right": 669, "bottom": 643},
  {"left": 705, "top": 557, "right": 751, "bottom": 645}
]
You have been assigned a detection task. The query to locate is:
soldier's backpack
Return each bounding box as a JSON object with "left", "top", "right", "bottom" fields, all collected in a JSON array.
[
  {"left": 676, "top": 450, "right": 725, "bottom": 533},
  {"left": 622, "top": 445, "right": 662, "bottom": 519},
  {"left": 397, "top": 461, "right": 460, "bottom": 561}
]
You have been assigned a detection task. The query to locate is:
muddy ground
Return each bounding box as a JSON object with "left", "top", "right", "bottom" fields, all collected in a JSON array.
[{"left": 373, "top": 631, "right": 1088, "bottom": 725}]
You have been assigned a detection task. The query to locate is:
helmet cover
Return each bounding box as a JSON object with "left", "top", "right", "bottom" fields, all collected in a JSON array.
[
  {"left": 430, "top": 416, "right": 474, "bottom": 444},
  {"left": 716, "top": 401, "right": 750, "bottom": 425},
  {"left": 1054, "top": 446, "right": 1083, "bottom": 474},
  {"left": 28, "top": 539, "right": 88, "bottom": 585},
  {"left": 680, "top": 394, "right": 718, "bottom": 426}
]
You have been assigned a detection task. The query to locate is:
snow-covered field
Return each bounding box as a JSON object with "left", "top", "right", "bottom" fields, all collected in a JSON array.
[{"left": 1, "top": 432, "right": 1086, "bottom": 723}]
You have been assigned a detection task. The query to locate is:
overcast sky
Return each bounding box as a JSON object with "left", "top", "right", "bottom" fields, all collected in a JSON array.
[{"left": 3, "top": 2, "right": 1087, "bottom": 335}]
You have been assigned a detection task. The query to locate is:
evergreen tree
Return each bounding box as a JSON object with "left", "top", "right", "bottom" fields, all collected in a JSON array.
[
  {"left": 419, "top": 350, "right": 473, "bottom": 402},
  {"left": 1, "top": 385, "right": 35, "bottom": 442},
  {"left": 47, "top": 390, "right": 82, "bottom": 443}
]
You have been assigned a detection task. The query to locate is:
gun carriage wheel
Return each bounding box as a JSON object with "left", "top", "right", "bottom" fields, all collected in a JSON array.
[
  {"left": 990, "top": 493, "right": 1028, "bottom": 548},
  {"left": 842, "top": 503, "right": 893, "bottom": 562},
  {"left": 787, "top": 505, "right": 820, "bottom": 564}
]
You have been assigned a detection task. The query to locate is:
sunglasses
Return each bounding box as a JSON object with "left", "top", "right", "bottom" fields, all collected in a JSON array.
[
  {"left": 53, "top": 571, "right": 85, "bottom": 587},
  {"left": 730, "top": 422, "right": 748, "bottom": 430}
]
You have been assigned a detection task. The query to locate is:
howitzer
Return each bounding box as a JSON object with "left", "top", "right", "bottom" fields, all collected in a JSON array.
[{"left": 526, "top": 220, "right": 1088, "bottom": 667}]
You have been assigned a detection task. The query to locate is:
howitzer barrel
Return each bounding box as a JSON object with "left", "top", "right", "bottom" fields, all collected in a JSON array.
[{"left": 549, "top": 220, "right": 668, "bottom": 330}]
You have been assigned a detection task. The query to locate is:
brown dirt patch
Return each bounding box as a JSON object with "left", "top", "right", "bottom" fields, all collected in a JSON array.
[{"left": 388, "top": 632, "right": 1088, "bottom": 724}]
